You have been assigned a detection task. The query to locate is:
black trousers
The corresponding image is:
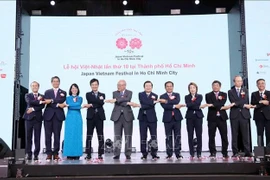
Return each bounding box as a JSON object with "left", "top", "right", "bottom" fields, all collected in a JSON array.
[
  {"left": 230, "top": 115, "right": 250, "bottom": 155},
  {"left": 164, "top": 117, "right": 181, "bottom": 156},
  {"left": 44, "top": 115, "right": 63, "bottom": 155},
  {"left": 139, "top": 115, "right": 158, "bottom": 156},
  {"left": 255, "top": 113, "right": 270, "bottom": 147},
  {"left": 187, "top": 115, "right": 202, "bottom": 156},
  {"left": 25, "top": 118, "right": 42, "bottom": 157},
  {"left": 86, "top": 113, "right": 104, "bottom": 155},
  {"left": 208, "top": 116, "right": 228, "bottom": 155}
]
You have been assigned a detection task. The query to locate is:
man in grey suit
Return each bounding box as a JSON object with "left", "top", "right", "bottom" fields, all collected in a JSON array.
[{"left": 106, "top": 80, "right": 135, "bottom": 159}]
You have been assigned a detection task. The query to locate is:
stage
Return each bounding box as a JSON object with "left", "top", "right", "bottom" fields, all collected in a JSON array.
[{"left": 8, "top": 152, "right": 265, "bottom": 179}]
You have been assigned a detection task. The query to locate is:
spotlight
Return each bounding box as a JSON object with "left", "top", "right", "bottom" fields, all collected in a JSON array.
[
  {"left": 105, "top": 139, "right": 113, "bottom": 153},
  {"left": 50, "top": 0, "right": 55, "bottom": 6},
  {"left": 123, "top": 0, "right": 127, "bottom": 6},
  {"left": 195, "top": 0, "right": 200, "bottom": 5}
]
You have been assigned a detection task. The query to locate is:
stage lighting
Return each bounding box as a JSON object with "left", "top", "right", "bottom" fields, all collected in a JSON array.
[
  {"left": 105, "top": 138, "right": 113, "bottom": 153},
  {"left": 195, "top": 0, "right": 200, "bottom": 5},
  {"left": 50, "top": 0, "right": 55, "bottom": 6},
  {"left": 123, "top": 0, "right": 127, "bottom": 6}
]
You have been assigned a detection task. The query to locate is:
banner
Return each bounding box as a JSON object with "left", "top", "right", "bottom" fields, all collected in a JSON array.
[
  {"left": 29, "top": 15, "right": 231, "bottom": 151},
  {"left": 245, "top": 0, "right": 270, "bottom": 146},
  {"left": 0, "top": 1, "right": 16, "bottom": 147}
]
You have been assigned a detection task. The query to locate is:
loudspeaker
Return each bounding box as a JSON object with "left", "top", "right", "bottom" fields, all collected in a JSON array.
[{"left": 0, "top": 138, "right": 12, "bottom": 158}]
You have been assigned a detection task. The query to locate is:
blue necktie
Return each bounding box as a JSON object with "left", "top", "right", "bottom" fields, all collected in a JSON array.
[{"left": 237, "top": 89, "right": 240, "bottom": 97}]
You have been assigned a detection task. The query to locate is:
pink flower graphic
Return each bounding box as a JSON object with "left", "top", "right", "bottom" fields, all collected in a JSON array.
[
  {"left": 129, "top": 38, "right": 142, "bottom": 49},
  {"left": 116, "top": 38, "right": 128, "bottom": 49}
]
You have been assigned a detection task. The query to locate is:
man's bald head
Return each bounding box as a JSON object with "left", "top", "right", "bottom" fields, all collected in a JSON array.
[{"left": 117, "top": 80, "right": 126, "bottom": 91}]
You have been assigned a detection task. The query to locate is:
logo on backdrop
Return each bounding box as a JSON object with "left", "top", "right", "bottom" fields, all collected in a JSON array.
[
  {"left": 0, "top": 74, "right": 6, "bottom": 78},
  {"left": 259, "top": 64, "right": 269, "bottom": 68},
  {"left": 114, "top": 29, "right": 144, "bottom": 61}
]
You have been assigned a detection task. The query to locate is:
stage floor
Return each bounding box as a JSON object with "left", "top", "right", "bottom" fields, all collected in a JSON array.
[
  {"left": 9, "top": 152, "right": 262, "bottom": 178},
  {"left": 24, "top": 152, "right": 254, "bottom": 165}
]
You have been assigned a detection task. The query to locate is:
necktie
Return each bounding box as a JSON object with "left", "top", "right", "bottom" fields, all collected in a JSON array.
[
  {"left": 237, "top": 89, "right": 240, "bottom": 97},
  {"left": 169, "top": 94, "right": 174, "bottom": 116},
  {"left": 95, "top": 93, "right": 98, "bottom": 98},
  {"left": 260, "top": 92, "right": 263, "bottom": 100},
  {"left": 54, "top": 89, "right": 57, "bottom": 98},
  {"left": 34, "top": 94, "right": 37, "bottom": 100},
  {"left": 120, "top": 91, "right": 124, "bottom": 97},
  {"left": 146, "top": 93, "right": 150, "bottom": 97},
  {"left": 215, "top": 92, "right": 218, "bottom": 100}
]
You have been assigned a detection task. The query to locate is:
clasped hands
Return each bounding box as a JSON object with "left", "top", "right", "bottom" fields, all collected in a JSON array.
[
  {"left": 259, "top": 100, "right": 269, "bottom": 106},
  {"left": 199, "top": 103, "right": 236, "bottom": 110}
]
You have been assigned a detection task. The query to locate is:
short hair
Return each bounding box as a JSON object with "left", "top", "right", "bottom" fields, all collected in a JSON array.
[
  {"left": 212, "top": 80, "right": 221, "bottom": 86},
  {"left": 165, "top": 81, "right": 174, "bottom": 87},
  {"left": 31, "top": 81, "right": 40, "bottom": 87},
  {"left": 256, "top": 78, "right": 265, "bottom": 84},
  {"left": 188, "top": 82, "right": 198, "bottom": 93},
  {"left": 51, "top": 76, "right": 60, "bottom": 83},
  {"left": 233, "top": 75, "right": 242, "bottom": 82},
  {"left": 90, "top": 78, "right": 99, "bottom": 85},
  {"left": 143, "top": 80, "right": 153, "bottom": 88},
  {"left": 69, "top": 83, "right": 80, "bottom": 96}
]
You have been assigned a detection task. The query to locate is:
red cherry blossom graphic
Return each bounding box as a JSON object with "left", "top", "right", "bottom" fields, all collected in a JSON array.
[
  {"left": 259, "top": 65, "right": 263, "bottom": 68},
  {"left": 1, "top": 74, "right": 6, "bottom": 78},
  {"left": 116, "top": 38, "right": 128, "bottom": 49},
  {"left": 129, "top": 38, "right": 142, "bottom": 49}
]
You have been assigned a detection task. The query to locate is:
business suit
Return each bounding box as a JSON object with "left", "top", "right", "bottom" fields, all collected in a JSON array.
[
  {"left": 185, "top": 94, "right": 204, "bottom": 156},
  {"left": 110, "top": 89, "right": 135, "bottom": 157},
  {"left": 251, "top": 90, "right": 270, "bottom": 146},
  {"left": 43, "top": 88, "right": 67, "bottom": 156},
  {"left": 160, "top": 92, "right": 183, "bottom": 157},
  {"left": 85, "top": 91, "right": 106, "bottom": 156},
  {"left": 23, "top": 93, "right": 45, "bottom": 157},
  {"left": 205, "top": 91, "right": 229, "bottom": 156},
  {"left": 138, "top": 91, "right": 158, "bottom": 157},
  {"left": 228, "top": 87, "right": 251, "bottom": 156}
]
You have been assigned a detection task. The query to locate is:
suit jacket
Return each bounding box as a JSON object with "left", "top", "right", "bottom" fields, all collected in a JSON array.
[
  {"left": 86, "top": 91, "right": 106, "bottom": 120},
  {"left": 228, "top": 87, "right": 251, "bottom": 120},
  {"left": 23, "top": 93, "right": 45, "bottom": 121},
  {"left": 43, "top": 88, "right": 67, "bottom": 121},
  {"left": 110, "top": 89, "right": 135, "bottom": 122},
  {"left": 137, "top": 91, "right": 158, "bottom": 123},
  {"left": 205, "top": 91, "right": 228, "bottom": 121},
  {"left": 185, "top": 94, "right": 204, "bottom": 119},
  {"left": 160, "top": 92, "right": 183, "bottom": 122},
  {"left": 251, "top": 90, "right": 270, "bottom": 120}
]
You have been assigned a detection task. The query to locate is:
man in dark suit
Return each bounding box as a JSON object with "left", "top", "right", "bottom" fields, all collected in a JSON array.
[
  {"left": 23, "top": 81, "right": 45, "bottom": 161},
  {"left": 83, "top": 78, "right": 106, "bottom": 160},
  {"left": 138, "top": 81, "right": 160, "bottom": 160},
  {"left": 228, "top": 75, "right": 253, "bottom": 157},
  {"left": 205, "top": 80, "right": 231, "bottom": 159},
  {"left": 106, "top": 80, "right": 135, "bottom": 160},
  {"left": 251, "top": 78, "right": 270, "bottom": 147},
  {"left": 160, "top": 81, "right": 185, "bottom": 159},
  {"left": 43, "top": 76, "right": 67, "bottom": 161}
]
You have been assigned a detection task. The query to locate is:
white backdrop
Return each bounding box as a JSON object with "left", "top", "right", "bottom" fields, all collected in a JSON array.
[
  {"left": 0, "top": 1, "right": 16, "bottom": 148},
  {"left": 29, "top": 15, "right": 232, "bottom": 152},
  {"left": 245, "top": 1, "right": 270, "bottom": 147}
]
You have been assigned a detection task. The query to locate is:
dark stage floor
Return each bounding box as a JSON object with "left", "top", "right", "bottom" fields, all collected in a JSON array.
[{"left": 9, "top": 152, "right": 263, "bottom": 179}]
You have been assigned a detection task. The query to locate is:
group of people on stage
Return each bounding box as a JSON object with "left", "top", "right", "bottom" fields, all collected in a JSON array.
[{"left": 23, "top": 75, "right": 270, "bottom": 161}]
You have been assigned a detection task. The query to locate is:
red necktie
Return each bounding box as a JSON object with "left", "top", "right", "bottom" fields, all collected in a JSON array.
[
  {"left": 34, "top": 94, "right": 38, "bottom": 100},
  {"left": 215, "top": 92, "right": 220, "bottom": 116},
  {"left": 169, "top": 94, "right": 174, "bottom": 116}
]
